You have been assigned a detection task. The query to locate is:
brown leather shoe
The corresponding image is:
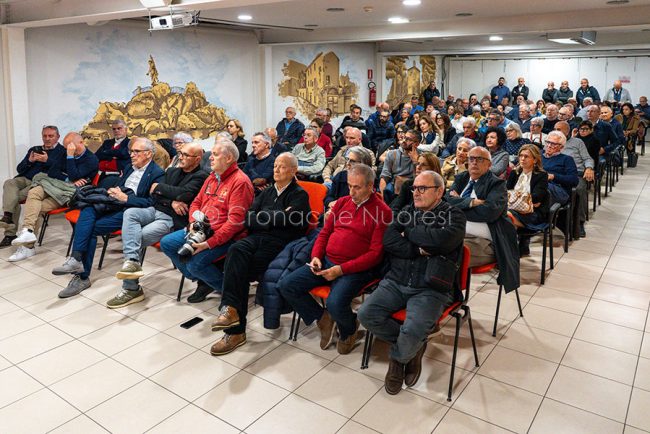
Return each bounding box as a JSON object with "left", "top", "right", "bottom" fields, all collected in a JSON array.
[
  {"left": 210, "top": 332, "right": 246, "bottom": 356},
  {"left": 404, "top": 341, "right": 427, "bottom": 387},
  {"left": 211, "top": 305, "right": 240, "bottom": 331},
  {"left": 336, "top": 320, "right": 360, "bottom": 355},
  {"left": 385, "top": 358, "right": 405, "bottom": 395},
  {"left": 316, "top": 310, "right": 336, "bottom": 350}
]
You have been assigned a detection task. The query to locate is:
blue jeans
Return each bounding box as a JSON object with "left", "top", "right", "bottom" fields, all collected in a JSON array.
[
  {"left": 72, "top": 207, "right": 124, "bottom": 280},
  {"left": 357, "top": 278, "right": 453, "bottom": 363},
  {"left": 278, "top": 257, "right": 373, "bottom": 340},
  {"left": 121, "top": 207, "right": 174, "bottom": 291},
  {"left": 159, "top": 229, "right": 231, "bottom": 292}
]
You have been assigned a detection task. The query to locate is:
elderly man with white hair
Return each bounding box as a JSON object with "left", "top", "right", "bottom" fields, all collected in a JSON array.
[
  {"left": 52, "top": 137, "right": 165, "bottom": 298},
  {"left": 244, "top": 131, "right": 276, "bottom": 191},
  {"left": 160, "top": 139, "right": 254, "bottom": 302},
  {"left": 541, "top": 130, "right": 579, "bottom": 206},
  {"left": 604, "top": 80, "right": 632, "bottom": 105}
]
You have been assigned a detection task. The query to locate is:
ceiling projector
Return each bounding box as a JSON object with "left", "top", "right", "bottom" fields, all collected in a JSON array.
[{"left": 149, "top": 11, "right": 199, "bottom": 31}]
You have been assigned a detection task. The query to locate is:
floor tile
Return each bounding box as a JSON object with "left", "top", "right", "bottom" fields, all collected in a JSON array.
[
  {"left": 467, "top": 291, "right": 524, "bottom": 323},
  {"left": 50, "top": 358, "right": 144, "bottom": 412},
  {"left": 247, "top": 394, "right": 347, "bottom": 434},
  {"left": 498, "top": 322, "right": 571, "bottom": 363},
  {"left": 562, "top": 339, "right": 638, "bottom": 385},
  {"left": 547, "top": 366, "right": 631, "bottom": 423},
  {"left": 641, "top": 333, "right": 650, "bottom": 359},
  {"left": 0, "top": 323, "right": 72, "bottom": 363},
  {"left": 528, "top": 286, "right": 590, "bottom": 315},
  {"left": 453, "top": 375, "right": 543, "bottom": 433},
  {"left": 80, "top": 317, "right": 159, "bottom": 356},
  {"left": 2, "top": 279, "right": 63, "bottom": 308},
  {"left": 295, "top": 362, "right": 383, "bottom": 418},
  {"left": 353, "top": 389, "right": 448, "bottom": 434},
  {"left": 148, "top": 404, "right": 239, "bottom": 434},
  {"left": 541, "top": 272, "right": 598, "bottom": 297},
  {"left": 408, "top": 356, "right": 475, "bottom": 404},
  {"left": 49, "top": 415, "right": 110, "bottom": 434},
  {"left": 50, "top": 303, "right": 125, "bottom": 338},
  {"left": 23, "top": 294, "right": 96, "bottom": 322},
  {"left": 194, "top": 371, "right": 289, "bottom": 431},
  {"left": 87, "top": 379, "right": 187, "bottom": 434},
  {"left": 0, "top": 366, "right": 43, "bottom": 409},
  {"left": 130, "top": 299, "right": 204, "bottom": 331},
  {"left": 245, "top": 343, "right": 329, "bottom": 391},
  {"left": 561, "top": 249, "right": 611, "bottom": 268},
  {"left": 584, "top": 299, "right": 647, "bottom": 331},
  {"left": 600, "top": 269, "right": 650, "bottom": 292},
  {"left": 635, "top": 356, "right": 650, "bottom": 392},
  {"left": 0, "top": 355, "right": 10, "bottom": 371},
  {"left": 163, "top": 312, "right": 222, "bottom": 350},
  {"left": 574, "top": 317, "right": 644, "bottom": 355},
  {"left": 529, "top": 398, "right": 624, "bottom": 434},
  {"left": 150, "top": 351, "right": 239, "bottom": 401},
  {"left": 112, "top": 333, "right": 195, "bottom": 377},
  {"left": 515, "top": 303, "right": 581, "bottom": 337},
  {"left": 0, "top": 298, "right": 20, "bottom": 316},
  {"left": 201, "top": 329, "right": 282, "bottom": 369},
  {"left": 0, "top": 308, "right": 45, "bottom": 341},
  {"left": 19, "top": 339, "right": 105, "bottom": 386},
  {"left": 434, "top": 409, "right": 515, "bottom": 434},
  {"left": 0, "top": 388, "right": 80, "bottom": 433},
  {"left": 625, "top": 425, "right": 650, "bottom": 434},
  {"left": 627, "top": 387, "right": 650, "bottom": 432},
  {"left": 336, "top": 420, "right": 381, "bottom": 434},
  {"left": 593, "top": 282, "right": 650, "bottom": 309},
  {"left": 551, "top": 260, "right": 604, "bottom": 281},
  {"left": 478, "top": 346, "right": 557, "bottom": 395}
]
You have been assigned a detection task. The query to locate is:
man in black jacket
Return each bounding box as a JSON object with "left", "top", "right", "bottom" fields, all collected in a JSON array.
[
  {"left": 209, "top": 152, "right": 311, "bottom": 355},
  {"left": 95, "top": 120, "right": 131, "bottom": 188},
  {"left": 447, "top": 147, "right": 520, "bottom": 292},
  {"left": 359, "top": 171, "right": 466, "bottom": 395},
  {"left": 105, "top": 142, "right": 208, "bottom": 308}
]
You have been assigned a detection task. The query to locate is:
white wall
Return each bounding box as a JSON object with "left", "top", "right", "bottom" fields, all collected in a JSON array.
[
  {"left": 23, "top": 21, "right": 260, "bottom": 157},
  {"left": 0, "top": 30, "right": 9, "bottom": 182},
  {"left": 447, "top": 56, "right": 650, "bottom": 104}
]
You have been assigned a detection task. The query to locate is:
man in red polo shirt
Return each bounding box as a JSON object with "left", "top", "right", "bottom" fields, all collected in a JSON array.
[{"left": 278, "top": 163, "right": 392, "bottom": 354}]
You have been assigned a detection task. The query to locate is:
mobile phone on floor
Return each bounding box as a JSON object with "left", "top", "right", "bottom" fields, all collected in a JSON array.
[{"left": 180, "top": 317, "right": 203, "bottom": 329}]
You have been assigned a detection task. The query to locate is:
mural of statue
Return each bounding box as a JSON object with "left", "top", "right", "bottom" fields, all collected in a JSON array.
[
  {"left": 147, "top": 55, "right": 159, "bottom": 86},
  {"left": 385, "top": 55, "right": 437, "bottom": 108}
]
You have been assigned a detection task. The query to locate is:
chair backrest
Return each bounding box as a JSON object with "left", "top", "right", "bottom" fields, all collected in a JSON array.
[
  {"left": 459, "top": 245, "right": 471, "bottom": 292},
  {"left": 91, "top": 172, "right": 101, "bottom": 186},
  {"left": 297, "top": 180, "right": 327, "bottom": 227}
]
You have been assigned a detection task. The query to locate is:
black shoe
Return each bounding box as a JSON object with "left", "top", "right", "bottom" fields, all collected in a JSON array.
[
  {"left": 518, "top": 236, "right": 530, "bottom": 257},
  {"left": 0, "top": 235, "right": 17, "bottom": 248},
  {"left": 579, "top": 224, "right": 586, "bottom": 238},
  {"left": 187, "top": 280, "right": 215, "bottom": 303}
]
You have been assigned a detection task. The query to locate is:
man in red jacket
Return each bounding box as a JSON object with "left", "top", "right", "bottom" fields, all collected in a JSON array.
[
  {"left": 160, "top": 139, "right": 254, "bottom": 298},
  {"left": 278, "top": 163, "right": 392, "bottom": 354}
]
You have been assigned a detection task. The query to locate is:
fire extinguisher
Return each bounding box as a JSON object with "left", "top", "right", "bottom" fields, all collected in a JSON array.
[{"left": 368, "top": 81, "right": 377, "bottom": 108}]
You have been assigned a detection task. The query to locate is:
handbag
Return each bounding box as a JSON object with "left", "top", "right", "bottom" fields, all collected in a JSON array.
[
  {"left": 627, "top": 152, "right": 638, "bottom": 168},
  {"left": 507, "top": 190, "right": 534, "bottom": 214},
  {"left": 425, "top": 254, "right": 459, "bottom": 293}
]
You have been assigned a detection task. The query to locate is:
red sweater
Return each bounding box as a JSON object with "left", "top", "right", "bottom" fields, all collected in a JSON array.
[
  {"left": 189, "top": 163, "right": 254, "bottom": 248},
  {"left": 312, "top": 193, "right": 391, "bottom": 275},
  {"left": 298, "top": 133, "right": 333, "bottom": 157}
]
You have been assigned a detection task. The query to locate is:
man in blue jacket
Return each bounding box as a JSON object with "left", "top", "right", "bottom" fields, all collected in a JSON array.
[
  {"left": 95, "top": 120, "right": 131, "bottom": 188},
  {"left": 0, "top": 125, "right": 65, "bottom": 247},
  {"left": 276, "top": 107, "right": 305, "bottom": 150},
  {"left": 51, "top": 137, "right": 164, "bottom": 298}
]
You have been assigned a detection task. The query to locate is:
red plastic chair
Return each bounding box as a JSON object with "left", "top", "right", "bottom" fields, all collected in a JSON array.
[
  {"left": 296, "top": 180, "right": 327, "bottom": 231},
  {"left": 37, "top": 206, "right": 69, "bottom": 246},
  {"left": 288, "top": 279, "right": 381, "bottom": 341},
  {"left": 64, "top": 209, "right": 121, "bottom": 270},
  {"left": 360, "top": 246, "right": 477, "bottom": 402}
]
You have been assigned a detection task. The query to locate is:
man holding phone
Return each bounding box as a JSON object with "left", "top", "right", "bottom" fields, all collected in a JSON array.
[{"left": 0, "top": 125, "right": 65, "bottom": 247}]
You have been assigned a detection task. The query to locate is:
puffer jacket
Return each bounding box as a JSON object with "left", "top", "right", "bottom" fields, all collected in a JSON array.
[{"left": 257, "top": 228, "right": 321, "bottom": 329}]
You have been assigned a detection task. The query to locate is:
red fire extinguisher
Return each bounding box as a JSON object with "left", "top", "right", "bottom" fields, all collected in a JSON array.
[{"left": 368, "top": 81, "right": 377, "bottom": 107}]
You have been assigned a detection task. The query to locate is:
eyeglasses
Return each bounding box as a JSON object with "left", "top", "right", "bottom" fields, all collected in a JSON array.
[
  {"left": 130, "top": 148, "right": 150, "bottom": 155},
  {"left": 411, "top": 185, "right": 440, "bottom": 194},
  {"left": 179, "top": 151, "right": 200, "bottom": 158},
  {"left": 468, "top": 156, "right": 489, "bottom": 163},
  {"left": 488, "top": 117, "right": 499, "bottom": 122},
  {"left": 545, "top": 141, "right": 562, "bottom": 147},
  {"left": 345, "top": 158, "right": 360, "bottom": 164},
  {"left": 404, "top": 137, "right": 417, "bottom": 142},
  {"left": 578, "top": 127, "right": 592, "bottom": 131}
]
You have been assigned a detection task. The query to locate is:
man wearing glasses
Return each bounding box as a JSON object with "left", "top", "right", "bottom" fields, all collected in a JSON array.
[
  {"left": 95, "top": 120, "right": 131, "bottom": 188},
  {"left": 292, "top": 127, "right": 326, "bottom": 180},
  {"left": 379, "top": 130, "right": 419, "bottom": 202},
  {"left": 0, "top": 125, "right": 65, "bottom": 247},
  {"left": 359, "top": 170, "right": 466, "bottom": 395},
  {"left": 52, "top": 137, "right": 165, "bottom": 298},
  {"left": 105, "top": 142, "right": 208, "bottom": 308},
  {"left": 541, "top": 131, "right": 579, "bottom": 207},
  {"left": 276, "top": 106, "right": 305, "bottom": 149},
  {"left": 447, "top": 147, "right": 520, "bottom": 291}
]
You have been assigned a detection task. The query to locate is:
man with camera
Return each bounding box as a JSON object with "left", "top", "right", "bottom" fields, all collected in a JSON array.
[
  {"left": 105, "top": 141, "right": 209, "bottom": 308},
  {"left": 160, "top": 139, "right": 254, "bottom": 302},
  {"left": 210, "top": 152, "right": 311, "bottom": 355},
  {"left": 51, "top": 137, "right": 165, "bottom": 298},
  {"left": 358, "top": 171, "right": 466, "bottom": 395},
  {"left": 0, "top": 125, "right": 65, "bottom": 247}
]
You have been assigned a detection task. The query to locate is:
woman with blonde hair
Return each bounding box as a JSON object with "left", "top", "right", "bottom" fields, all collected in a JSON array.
[{"left": 225, "top": 118, "right": 248, "bottom": 163}]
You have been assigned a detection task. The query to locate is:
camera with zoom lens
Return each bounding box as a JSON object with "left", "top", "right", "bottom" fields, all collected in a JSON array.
[{"left": 177, "top": 210, "right": 214, "bottom": 261}]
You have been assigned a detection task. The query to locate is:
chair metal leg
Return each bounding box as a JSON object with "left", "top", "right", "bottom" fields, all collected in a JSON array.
[
  {"left": 292, "top": 315, "right": 301, "bottom": 341},
  {"left": 361, "top": 331, "right": 374, "bottom": 370},
  {"left": 448, "top": 313, "right": 462, "bottom": 402},
  {"left": 140, "top": 247, "right": 147, "bottom": 265},
  {"left": 98, "top": 235, "right": 110, "bottom": 270},
  {"left": 66, "top": 225, "right": 75, "bottom": 257},
  {"left": 564, "top": 206, "right": 570, "bottom": 253},
  {"left": 289, "top": 311, "right": 297, "bottom": 340},
  {"left": 541, "top": 230, "right": 547, "bottom": 285},
  {"left": 37, "top": 214, "right": 50, "bottom": 246},
  {"left": 464, "top": 307, "right": 480, "bottom": 368},
  {"left": 492, "top": 285, "right": 503, "bottom": 337},
  {"left": 515, "top": 289, "right": 524, "bottom": 317},
  {"left": 176, "top": 275, "right": 185, "bottom": 302}
]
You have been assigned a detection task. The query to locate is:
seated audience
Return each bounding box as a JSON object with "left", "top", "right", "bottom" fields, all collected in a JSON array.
[
  {"left": 542, "top": 131, "right": 579, "bottom": 206},
  {"left": 514, "top": 103, "right": 533, "bottom": 133},
  {"left": 335, "top": 104, "right": 366, "bottom": 138},
  {"left": 443, "top": 117, "right": 483, "bottom": 158},
  {"left": 51, "top": 137, "right": 165, "bottom": 298},
  {"left": 447, "top": 147, "right": 520, "bottom": 291},
  {"left": 95, "top": 120, "right": 131, "bottom": 188},
  {"left": 484, "top": 126, "right": 509, "bottom": 178},
  {"left": 316, "top": 108, "right": 334, "bottom": 141},
  {"left": 408, "top": 94, "right": 424, "bottom": 114},
  {"left": 615, "top": 102, "right": 642, "bottom": 154},
  {"left": 244, "top": 131, "right": 276, "bottom": 192},
  {"left": 325, "top": 147, "right": 373, "bottom": 210},
  {"left": 604, "top": 80, "right": 632, "bottom": 105},
  {"left": 557, "top": 81, "right": 573, "bottom": 105},
  {"left": 435, "top": 113, "right": 456, "bottom": 145},
  {"left": 576, "top": 97, "right": 593, "bottom": 120},
  {"left": 586, "top": 105, "right": 619, "bottom": 155},
  {"left": 201, "top": 132, "right": 232, "bottom": 172},
  {"left": 168, "top": 132, "right": 193, "bottom": 169},
  {"left": 523, "top": 117, "right": 547, "bottom": 147},
  {"left": 265, "top": 127, "right": 287, "bottom": 157},
  {"left": 106, "top": 142, "right": 208, "bottom": 308},
  {"left": 323, "top": 127, "right": 375, "bottom": 187},
  {"left": 160, "top": 140, "right": 254, "bottom": 302},
  {"left": 225, "top": 118, "right": 249, "bottom": 164},
  {"left": 358, "top": 171, "right": 466, "bottom": 395},
  {"left": 379, "top": 129, "right": 419, "bottom": 202},
  {"left": 542, "top": 104, "right": 560, "bottom": 133},
  {"left": 416, "top": 115, "right": 443, "bottom": 154},
  {"left": 276, "top": 106, "right": 305, "bottom": 149},
  {"left": 0, "top": 125, "right": 65, "bottom": 247},
  {"left": 576, "top": 78, "right": 601, "bottom": 107},
  {"left": 152, "top": 140, "right": 171, "bottom": 169},
  {"left": 542, "top": 82, "right": 559, "bottom": 104},
  {"left": 10, "top": 132, "right": 99, "bottom": 262},
  {"left": 210, "top": 153, "right": 311, "bottom": 355},
  {"left": 557, "top": 105, "right": 578, "bottom": 132},
  {"left": 442, "top": 137, "right": 475, "bottom": 188},
  {"left": 278, "top": 164, "right": 392, "bottom": 354},
  {"left": 367, "top": 110, "right": 396, "bottom": 154},
  {"left": 577, "top": 120, "right": 604, "bottom": 165},
  {"left": 506, "top": 145, "right": 549, "bottom": 256},
  {"left": 304, "top": 117, "right": 333, "bottom": 157},
  {"left": 503, "top": 123, "right": 531, "bottom": 162},
  {"left": 292, "top": 127, "right": 326, "bottom": 180},
  {"left": 635, "top": 96, "right": 650, "bottom": 123},
  {"left": 390, "top": 152, "right": 442, "bottom": 214},
  {"left": 600, "top": 105, "right": 625, "bottom": 149}
]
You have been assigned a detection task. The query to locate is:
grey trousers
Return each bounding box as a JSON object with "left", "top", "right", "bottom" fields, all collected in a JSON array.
[{"left": 464, "top": 235, "right": 496, "bottom": 268}]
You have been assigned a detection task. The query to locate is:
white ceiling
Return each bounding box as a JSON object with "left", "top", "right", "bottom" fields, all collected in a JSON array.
[{"left": 2, "top": 0, "right": 650, "bottom": 53}]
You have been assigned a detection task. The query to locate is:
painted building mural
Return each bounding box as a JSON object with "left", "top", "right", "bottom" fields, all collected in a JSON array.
[{"left": 385, "top": 55, "right": 438, "bottom": 108}]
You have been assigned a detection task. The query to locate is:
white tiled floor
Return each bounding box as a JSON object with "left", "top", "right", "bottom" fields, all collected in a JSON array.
[{"left": 1, "top": 156, "right": 650, "bottom": 433}]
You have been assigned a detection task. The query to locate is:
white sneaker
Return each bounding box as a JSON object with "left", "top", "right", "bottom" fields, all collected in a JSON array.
[
  {"left": 12, "top": 228, "right": 37, "bottom": 246},
  {"left": 8, "top": 246, "right": 35, "bottom": 262}
]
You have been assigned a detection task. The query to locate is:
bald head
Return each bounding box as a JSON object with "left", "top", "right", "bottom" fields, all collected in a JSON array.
[
  {"left": 467, "top": 146, "right": 491, "bottom": 180},
  {"left": 554, "top": 121, "right": 570, "bottom": 137},
  {"left": 63, "top": 132, "right": 86, "bottom": 157}
]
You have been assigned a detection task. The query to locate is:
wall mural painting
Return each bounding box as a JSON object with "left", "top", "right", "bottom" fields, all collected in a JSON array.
[
  {"left": 385, "top": 55, "right": 437, "bottom": 108},
  {"left": 82, "top": 56, "right": 229, "bottom": 151},
  {"left": 278, "top": 51, "right": 359, "bottom": 120}
]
